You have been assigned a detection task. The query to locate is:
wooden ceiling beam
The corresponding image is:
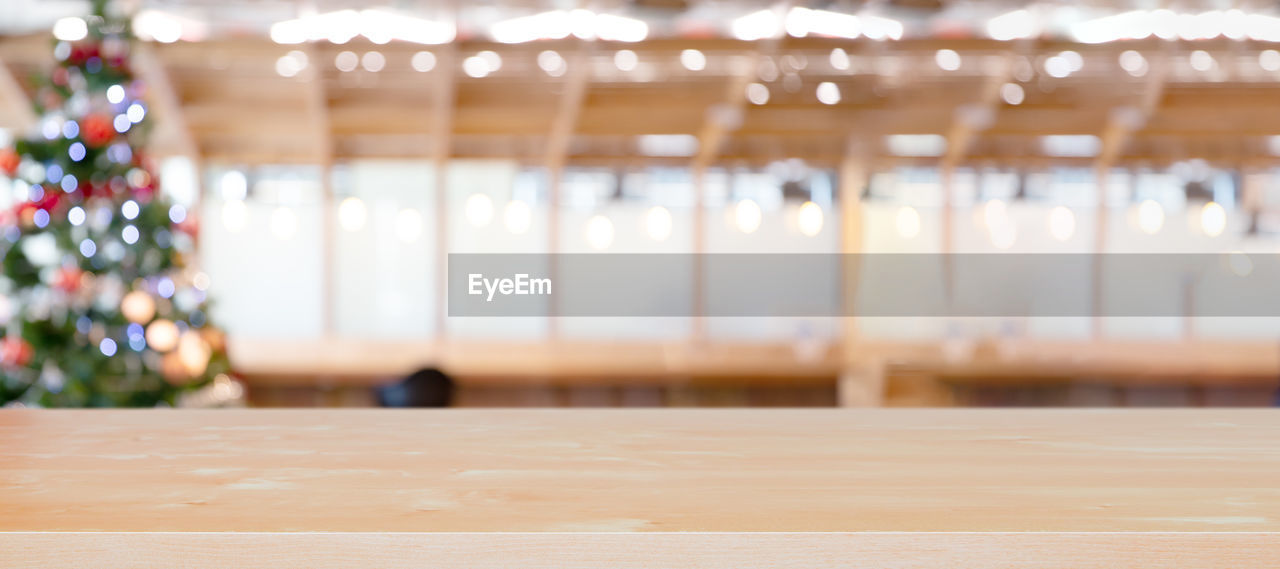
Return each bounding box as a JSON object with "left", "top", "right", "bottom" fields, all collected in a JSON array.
[
  {"left": 301, "top": 46, "right": 332, "bottom": 162},
  {"left": 939, "top": 54, "right": 1012, "bottom": 171},
  {"left": 1095, "top": 58, "right": 1167, "bottom": 171},
  {"left": 430, "top": 46, "right": 457, "bottom": 164},
  {"left": 0, "top": 55, "right": 36, "bottom": 133},
  {"left": 691, "top": 53, "right": 759, "bottom": 172},
  {"left": 545, "top": 47, "right": 592, "bottom": 173},
  {"left": 133, "top": 44, "right": 199, "bottom": 158}
]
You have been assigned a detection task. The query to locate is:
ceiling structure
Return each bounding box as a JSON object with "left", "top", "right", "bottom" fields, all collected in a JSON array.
[{"left": 0, "top": 1, "right": 1279, "bottom": 170}]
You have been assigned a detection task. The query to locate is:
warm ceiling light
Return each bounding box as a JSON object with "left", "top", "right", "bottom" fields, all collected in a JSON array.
[
  {"left": 614, "top": 49, "right": 638, "bottom": 71},
  {"left": 1000, "top": 83, "right": 1024, "bottom": 105},
  {"left": 1048, "top": 206, "right": 1075, "bottom": 241},
  {"left": 734, "top": 199, "right": 762, "bottom": 234},
  {"left": 585, "top": 215, "right": 615, "bottom": 250},
  {"left": 816, "top": 82, "right": 841, "bottom": 105},
  {"left": 271, "top": 9, "right": 453, "bottom": 45},
  {"left": 465, "top": 194, "right": 495, "bottom": 228},
  {"left": 52, "top": 17, "right": 88, "bottom": 41},
  {"left": 935, "top": 49, "right": 961, "bottom": 71},
  {"left": 680, "top": 49, "right": 707, "bottom": 71},
  {"left": 411, "top": 51, "right": 437, "bottom": 72},
  {"left": 731, "top": 9, "right": 782, "bottom": 41},
  {"left": 797, "top": 201, "right": 823, "bottom": 237},
  {"left": 490, "top": 10, "right": 645, "bottom": 43},
  {"left": 1136, "top": 199, "right": 1164, "bottom": 235},
  {"left": 787, "top": 9, "right": 900, "bottom": 40},
  {"left": 504, "top": 200, "right": 533, "bottom": 235},
  {"left": 645, "top": 206, "right": 673, "bottom": 241},
  {"left": 745, "top": 82, "right": 770, "bottom": 105},
  {"left": 1200, "top": 201, "right": 1226, "bottom": 237},
  {"left": 886, "top": 134, "right": 947, "bottom": 157},
  {"left": 337, "top": 197, "right": 367, "bottom": 232},
  {"left": 829, "top": 48, "right": 850, "bottom": 70},
  {"left": 987, "top": 9, "right": 1036, "bottom": 41}
]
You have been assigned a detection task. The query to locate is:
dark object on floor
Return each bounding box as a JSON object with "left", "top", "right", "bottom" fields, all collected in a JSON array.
[{"left": 376, "top": 368, "right": 455, "bottom": 407}]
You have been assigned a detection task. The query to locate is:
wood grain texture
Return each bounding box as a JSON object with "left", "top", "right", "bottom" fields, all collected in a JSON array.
[{"left": 2, "top": 409, "right": 1279, "bottom": 567}]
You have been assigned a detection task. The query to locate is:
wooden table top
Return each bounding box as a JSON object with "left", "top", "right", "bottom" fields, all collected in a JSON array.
[
  {"left": 3, "top": 408, "right": 1279, "bottom": 533},
  {"left": 3, "top": 409, "right": 1279, "bottom": 568}
]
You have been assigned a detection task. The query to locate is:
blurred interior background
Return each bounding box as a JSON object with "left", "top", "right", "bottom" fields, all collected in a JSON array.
[{"left": 3, "top": 0, "right": 1280, "bottom": 407}]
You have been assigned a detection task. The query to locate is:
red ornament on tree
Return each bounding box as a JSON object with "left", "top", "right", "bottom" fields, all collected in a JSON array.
[
  {"left": 52, "top": 266, "right": 84, "bottom": 294},
  {"left": 0, "top": 337, "right": 33, "bottom": 368},
  {"left": 0, "top": 149, "right": 18, "bottom": 176},
  {"left": 81, "top": 113, "right": 115, "bottom": 147}
]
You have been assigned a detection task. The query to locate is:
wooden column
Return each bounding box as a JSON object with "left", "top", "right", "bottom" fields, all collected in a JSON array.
[
  {"left": 838, "top": 147, "right": 875, "bottom": 406},
  {"left": 545, "top": 46, "right": 591, "bottom": 337},
  {"left": 301, "top": 45, "right": 335, "bottom": 338},
  {"left": 431, "top": 46, "right": 457, "bottom": 338}
]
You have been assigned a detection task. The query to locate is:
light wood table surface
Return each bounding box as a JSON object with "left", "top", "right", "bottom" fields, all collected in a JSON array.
[{"left": 2, "top": 409, "right": 1278, "bottom": 567}]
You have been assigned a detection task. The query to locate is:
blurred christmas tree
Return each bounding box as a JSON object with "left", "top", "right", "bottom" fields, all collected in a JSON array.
[{"left": 0, "top": 0, "right": 232, "bottom": 407}]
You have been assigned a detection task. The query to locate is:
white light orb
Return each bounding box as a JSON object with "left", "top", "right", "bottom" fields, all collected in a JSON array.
[
  {"left": 465, "top": 194, "right": 494, "bottom": 228},
  {"left": 337, "top": 197, "right": 367, "bottom": 232},
  {"left": 1000, "top": 83, "right": 1025, "bottom": 105},
  {"left": 53, "top": 17, "right": 88, "bottom": 41},
  {"left": 503, "top": 200, "right": 532, "bottom": 235},
  {"left": 462, "top": 56, "right": 490, "bottom": 78},
  {"left": 680, "top": 49, "right": 706, "bottom": 71},
  {"left": 1048, "top": 206, "right": 1076, "bottom": 242},
  {"left": 745, "top": 82, "right": 770, "bottom": 105},
  {"left": 829, "top": 48, "right": 850, "bottom": 70},
  {"left": 734, "top": 199, "right": 762, "bottom": 234},
  {"left": 1200, "top": 201, "right": 1226, "bottom": 237},
  {"left": 411, "top": 51, "right": 436, "bottom": 72},
  {"left": 1189, "top": 50, "right": 1215, "bottom": 72},
  {"left": 585, "top": 215, "right": 614, "bottom": 250},
  {"left": 121, "top": 200, "right": 140, "bottom": 220},
  {"left": 935, "top": 49, "right": 961, "bottom": 71},
  {"left": 220, "top": 170, "right": 247, "bottom": 200},
  {"left": 1137, "top": 199, "right": 1165, "bottom": 235},
  {"left": 120, "top": 290, "right": 156, "bottom": 324},
  {"left": 614, "top": 49, "right": 638, "bottom": 71},
  {"left": 177, "top": 331, "right": 211, "bottom": 376},
  {"left": 145, "top": 319, "right": 180, "bottom": 352},
  {"left": 1119, "top": 50, "right": 1148, "bottom": 76},
  {"left": 106, "top": 85, "right": 126, "bottom": 104},
  {"left": 1059, "top": 50, "right": 1083, "bottom": 72},
  {"left": 645, "top": 206, "right": 672, "bottom": 241},
  {"left": 1044, "top": 56, "right": 1071, "bottom": 78},
  {"left": 815, "top": 81, "right": 841, "bottom": 105},
  {"left": 797, "top": 201, "right": 823, "bottom": 237},
  {"left": 335, "top": 51, "right": 359, "bottom": 72},
  {"left": 68, "top": 206, "right": 86, "bottom": 226},
  {"left": 478, "top": 50, "right": 502, "bottom": 71},
  {"left": 361, "top": 51, "right": 386, "bottom": 72},
  {"left": 538, "top": 50, "right": 566, "bottom": 76},
  {"left": 1260, "top": 50, "right": 1280, "bottom": 72}
]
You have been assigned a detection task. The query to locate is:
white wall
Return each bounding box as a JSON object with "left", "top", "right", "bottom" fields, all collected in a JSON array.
[{"left": 193, "top": 161, "right": 1280, "bottom": 345}]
